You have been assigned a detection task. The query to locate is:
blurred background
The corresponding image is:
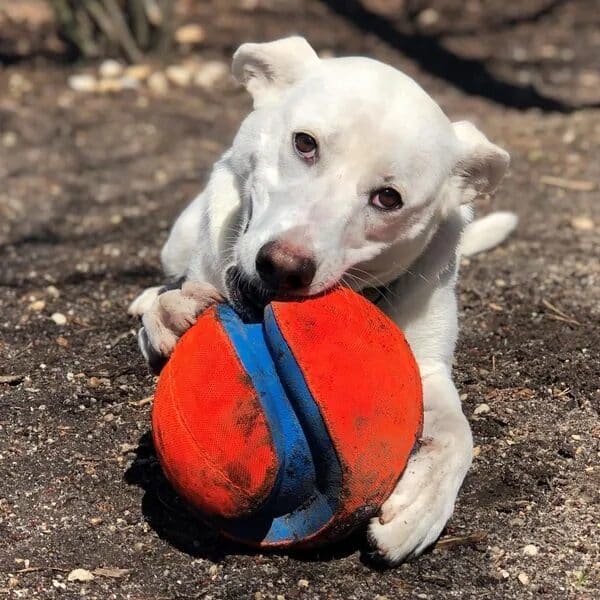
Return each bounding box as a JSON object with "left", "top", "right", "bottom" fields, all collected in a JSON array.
[
  {"left": 0, "top": 2, "right": 598, "bottom": 599},
  {"left": 1, "top": 0, "right": 599, "bottom": 246}
]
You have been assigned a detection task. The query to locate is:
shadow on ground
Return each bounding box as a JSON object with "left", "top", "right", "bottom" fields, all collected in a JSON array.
[{"left": 124, "top": 432, "right": 374, "bottom": 564}]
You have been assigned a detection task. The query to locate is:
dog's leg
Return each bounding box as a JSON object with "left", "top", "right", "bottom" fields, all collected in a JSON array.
[
  {"left": 128, "top": 185, "right": 211, "bottom": 319},
  {"left": 138, "top": 281, "right": 223, "bottom": 373},
  {"left": 368, "top": 367, "right": 472, "bottom": 563}
]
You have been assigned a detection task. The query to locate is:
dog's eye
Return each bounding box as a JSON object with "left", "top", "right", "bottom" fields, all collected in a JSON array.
[
  {"left": 370, "top": 187, "right": 403, "bottom": 211},
  {"left": 293, "top": 132, "right": 318, "bottom": 162}
]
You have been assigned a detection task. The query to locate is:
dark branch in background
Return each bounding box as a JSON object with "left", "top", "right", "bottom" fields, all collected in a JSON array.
[
  {"left": 48, "top": 0, "right": 174, "bottom": 62},
  {"left": 320, "top": 0, "right": 598, "bottom": 113}
]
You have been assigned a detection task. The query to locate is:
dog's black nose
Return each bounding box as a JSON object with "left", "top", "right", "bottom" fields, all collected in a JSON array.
[{"left": 256, "top": 241, "right": 316, "bottom": 292}]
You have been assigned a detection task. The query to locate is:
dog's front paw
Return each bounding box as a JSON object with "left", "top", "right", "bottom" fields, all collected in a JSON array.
[
  {"left": 139, "top": 281, "right": 223, "bottom": 372},
  {"left": 128, "top": 286, "right": 162, "bottom": 316},
  {"left": 368, "top": 434, "right": 471, "bottom": 564}
]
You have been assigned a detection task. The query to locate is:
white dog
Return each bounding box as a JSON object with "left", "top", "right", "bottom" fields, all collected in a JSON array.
[{"left": 129, "top": 37, "right": 517, "bottom": 564}]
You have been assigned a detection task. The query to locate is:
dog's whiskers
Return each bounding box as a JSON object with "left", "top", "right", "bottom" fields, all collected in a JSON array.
[
  {"left": 345, "top": 267, "right": 398, "bottom": 307},
  {"left": 343, "top": 271, "right": 395, "bottom": 309}
]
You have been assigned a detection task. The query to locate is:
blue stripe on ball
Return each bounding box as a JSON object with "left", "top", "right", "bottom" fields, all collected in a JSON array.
[
  {"left": 217, "top": 305, "right": 314, "bottom": 511},
  {"left": 213, "top": 305, "right": 341, "bottom": 544},
  {"left": 263, "top": 306, "right": 343, "bottom": 517}
]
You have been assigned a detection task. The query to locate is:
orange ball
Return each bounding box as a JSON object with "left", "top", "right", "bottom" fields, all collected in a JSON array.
[{"left": 152, "top": 287, "right": 422, "bottom": 547}]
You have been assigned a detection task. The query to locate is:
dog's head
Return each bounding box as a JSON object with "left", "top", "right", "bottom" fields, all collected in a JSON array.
[{"left": 224, "top": 37, "right": 508, "bottom": 319}]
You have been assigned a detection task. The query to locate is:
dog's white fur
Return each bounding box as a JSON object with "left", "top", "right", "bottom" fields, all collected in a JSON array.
[{"left": 130, "top": 37, "right": 516, "bottom": 563}]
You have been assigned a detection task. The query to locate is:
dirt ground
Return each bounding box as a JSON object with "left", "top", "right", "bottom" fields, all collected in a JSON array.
[{"left": 0, "top": 1, "right": 599, "bottom": 598}]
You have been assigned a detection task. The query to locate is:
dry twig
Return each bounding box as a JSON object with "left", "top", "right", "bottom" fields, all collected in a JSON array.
[
  {"left": 540, "top": 175, "right": 597, "bottom": 192},
  {"left": 434, "top": 531, "right": 487, "bottom": 549},
  {"left": 542, "top": 299, "right": 581, "bottom": 326}
]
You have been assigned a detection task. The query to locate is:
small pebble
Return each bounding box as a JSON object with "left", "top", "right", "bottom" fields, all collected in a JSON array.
[
  {"left": 523, "top": 544, "right": 539, "bottom": 556},
  {"left": 67, "top": 568, "right": 95, "bottom": 582},
  {"left": 97, "top": 78, "right": 126, "bottom": 93},
  {"left": 579, "top": 70, "right": 600, "bottom": 87},
  {"left": 417, "top": 8, "right": 439, "bottom": 27},
  {"left": 154, "top": 169, "right": 168, "bottom": 184},
  {"left": 562, "top": 130, "right": 576, "bottom": 144},
  {"left": 194, "top": 61, "right": 229, "bottom": 89},
  {"left": 147, "top": 72, "right": 169, "bottom": 95},
  {"left": 297, "top": 579, "right": 309, "bottom": 588},
  {"left": 51, "top": 312, "right": 67, "bottom": 325},
  {"left": 99, "top": 59, "right": 124, "bottom": 79},
  {"left": 166, "top": 65, "right": 192, "bottom": 87},
  {"left": 570, "top": 216, "right": 594, "bottom": 231},
  {"left": 125, "top": 64, "right": 152, "bottom": 81},
  {"left": 9, "top": 72, "right": 32, "bottom": 94},
  {"left": 540, "top": 44, "right": 558, "bottom": 58},
  {"left": 120, "top": 442, "right": 137, "bottom": 454},
  {"left": 89, "top": 517, "right": 103, "bottom": 526},
  {"left": 46, "top": 285, "right": 60, "bottom": 298},
  {"left": 474, "top": 403, "right": 491, "bottom": 415},
  {"left": 518, "top": 572, "right": 530, "bottom": 586},
  {"left": 118, "top": 76, "right": 140, "bottom": 90},
  {"left": 29, "top": 299, "right": 46, "bottom": 312},
  {"left": 68, "top": 74, "right": 97, "bottom": 93},
  {"left": 175, "top": 23, "right": 205, "bottom": 45},
  {"left": 2, "top": 131, "right": 17, "bottom": 147},
  {"left": 88, "top": 377, "right": 101, "bottom": 388}
]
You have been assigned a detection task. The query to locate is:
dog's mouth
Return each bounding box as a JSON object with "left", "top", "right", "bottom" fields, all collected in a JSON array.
[
  {"left": 225, "top": 266, "right": 347, "bottom": 322},
  {"left": 225, "top": 266, "right": 276, "bottom": 322}
]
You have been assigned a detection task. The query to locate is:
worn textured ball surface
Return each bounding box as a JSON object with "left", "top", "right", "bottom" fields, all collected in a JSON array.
[{"left": 152, "top": 287, "right": 422, "bottom": 548}]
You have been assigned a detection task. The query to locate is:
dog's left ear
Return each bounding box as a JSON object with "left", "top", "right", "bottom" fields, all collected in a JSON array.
[
  {"left": 232, "top": 37, "right": 320, "bottom": 108},
  {"left": 452, "top": 121, "right": 510, "bottom": 199}
]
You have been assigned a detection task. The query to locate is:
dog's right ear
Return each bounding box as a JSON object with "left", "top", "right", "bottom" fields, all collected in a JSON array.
[
  {"left": 452, "top": 121, "right": 510, "bottom": 198},
  {"left": 232, "top": 37, "right": 320, "bottom": 108}
]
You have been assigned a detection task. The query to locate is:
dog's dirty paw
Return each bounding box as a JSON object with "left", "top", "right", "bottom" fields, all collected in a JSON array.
[
  {"left": 139, "top": 281, "right": 223, "bottom": 372},
  {"left": 368, "top": 435, "right": 469, "bottom": 564}
]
